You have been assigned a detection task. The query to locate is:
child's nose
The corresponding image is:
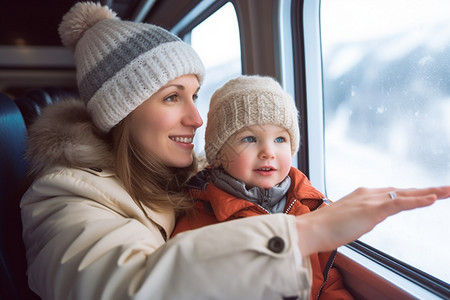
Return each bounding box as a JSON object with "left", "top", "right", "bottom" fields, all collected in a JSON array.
[{"left": 258, "top": 144, "right": 275, "bottom": 159}]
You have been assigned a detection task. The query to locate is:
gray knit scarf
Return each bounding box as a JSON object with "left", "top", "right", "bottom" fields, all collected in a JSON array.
[{"left": 208, "top": 168, "right": 291, "bottom": 214}]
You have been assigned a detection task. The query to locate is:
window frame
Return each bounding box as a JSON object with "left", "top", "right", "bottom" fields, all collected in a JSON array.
[
  {"left": 297, "top": 0, "right": 450, "bottom": 298},
  {"left": 171, "top": 0, "right": 228, "bottom": 38}
]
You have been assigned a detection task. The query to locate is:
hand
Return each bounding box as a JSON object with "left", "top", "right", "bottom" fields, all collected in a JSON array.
[{"left": 295, "top": 186, "right": 450, "bottom": 257}]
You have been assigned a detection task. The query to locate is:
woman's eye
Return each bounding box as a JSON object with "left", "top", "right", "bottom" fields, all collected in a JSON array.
[
  {"left": 164, "top": 94, "right": 178, "bottom": 102},
  {"left": 275, "top": 137, "right": 286, "bottom": 143},
  {"left": 192, "top": 93, "right": 198, "bottom": 102},
  {"left": 242, "top": 136, "right": 256, "bottom": 143}
]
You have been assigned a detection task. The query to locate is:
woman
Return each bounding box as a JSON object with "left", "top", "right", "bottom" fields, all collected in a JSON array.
[{"left": 20, "top": 2, "right": 450, "bottom": 300}]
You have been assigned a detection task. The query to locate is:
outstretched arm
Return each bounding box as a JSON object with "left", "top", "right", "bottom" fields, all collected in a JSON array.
[{"left": 295, "top": 186, "right": 450, "bottom": 257}]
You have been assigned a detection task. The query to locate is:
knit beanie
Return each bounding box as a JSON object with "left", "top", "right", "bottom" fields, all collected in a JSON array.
[
  {"left": 205, "top": 75, "right": 300, "bottom": 165},
  {"left": 58, "top": 2, "right": 205, "bottom": 132}
]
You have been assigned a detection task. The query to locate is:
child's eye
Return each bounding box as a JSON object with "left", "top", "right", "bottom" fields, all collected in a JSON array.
[
  {"left": 241, "top": 136, "right": 256, "bottom": 143},
  {"left": 275, "top": 137, "right": 286, "bottom": 143}
]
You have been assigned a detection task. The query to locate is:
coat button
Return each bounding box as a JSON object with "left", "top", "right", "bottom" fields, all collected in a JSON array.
[
  {"left": 89, "top": 167, "right": 102, "bottom": 172},
  {"left": 268, "top": 236, "right": 285, "bottom": 253}
]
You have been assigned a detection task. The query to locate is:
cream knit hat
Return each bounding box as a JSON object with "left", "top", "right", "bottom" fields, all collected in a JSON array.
[
  {"left": 205, "top": 75, "right": 300, "bottom": 165},
  {"left": 58, "top": 2, "right": 205, "bottom": 132}
]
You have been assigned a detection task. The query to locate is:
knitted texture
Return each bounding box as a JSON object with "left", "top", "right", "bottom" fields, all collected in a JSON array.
[
  {"left": 58, "top": 2, "right": 205, "bottom": 132},
  {"left": 205, "top": 75, "right": 300, "bottom": 165}
]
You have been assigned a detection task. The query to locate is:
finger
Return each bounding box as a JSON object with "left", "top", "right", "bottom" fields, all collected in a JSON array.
[
  {"left": 394, "top": 186, "right": 450, "bottom": 199},
  {"left": 381, "top": 194, "right": 437, "bottom": 217}
]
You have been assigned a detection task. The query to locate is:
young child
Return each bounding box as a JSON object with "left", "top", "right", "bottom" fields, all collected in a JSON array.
[{"left": 172, "top": 75, "right": 353, "bottom": 300}]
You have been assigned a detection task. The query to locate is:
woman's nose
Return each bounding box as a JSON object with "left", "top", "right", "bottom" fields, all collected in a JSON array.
[{"left": 183, "top": 101, "right": 203, "bottom": 129}]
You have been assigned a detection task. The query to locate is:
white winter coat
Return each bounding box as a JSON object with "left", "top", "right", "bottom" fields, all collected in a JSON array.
[{"left": 20, "top": 98, "right": 312, "bottom": 300}]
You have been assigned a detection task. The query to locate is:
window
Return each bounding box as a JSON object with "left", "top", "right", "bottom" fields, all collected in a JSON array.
[
  {"left": 319, "top": 0, "right": 450, "bottom": 284},
  {"left": 178, "top": 2, "right": 242, "bottom": 155}
]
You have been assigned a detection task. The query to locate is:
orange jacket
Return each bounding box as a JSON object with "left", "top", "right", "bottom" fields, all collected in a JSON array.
[{"left": 173, "top": 167, "right": 353, "bottom": 300}]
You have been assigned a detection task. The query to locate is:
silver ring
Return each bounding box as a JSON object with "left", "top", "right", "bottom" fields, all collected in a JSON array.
[{"left": 389, "top": 191, "right": 397, "bottom": 200}]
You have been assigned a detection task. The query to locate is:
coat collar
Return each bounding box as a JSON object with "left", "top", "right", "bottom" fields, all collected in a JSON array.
[
  {"left": 209, "top": 168, "right": 290, "bottom": 213},
  {"left": 190, "top": 167, "right": 325, "bottom": 221},
  {"left": 26, "top": 97, "right": 114, "bottom": 177}
]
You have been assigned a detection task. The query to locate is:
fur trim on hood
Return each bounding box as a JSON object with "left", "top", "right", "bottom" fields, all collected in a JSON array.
[{"left": 26, "top": 97, "right": 114, "bottom": 176}]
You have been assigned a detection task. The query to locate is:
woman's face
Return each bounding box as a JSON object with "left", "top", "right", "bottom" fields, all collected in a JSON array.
[{"left": 129, "top": 74, "right": 203, "bottom": 168}]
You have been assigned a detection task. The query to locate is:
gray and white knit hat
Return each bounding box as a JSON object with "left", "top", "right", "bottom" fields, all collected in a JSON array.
[
  {"left": 58, "top": 2, "right": 205, "bottom": 132},
  {"left": 205, "top": 75, "right": 300, "bottom": 165}
]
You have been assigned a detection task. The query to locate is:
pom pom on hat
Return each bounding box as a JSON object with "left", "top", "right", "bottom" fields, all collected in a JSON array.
[
  {"left": 205, "top": 75, "right": 300, "bottom": 165},
  {"left": 58, "top": 1, "right": 205, "bottom": 132},
  {"left": 58, "top": 2, "right": 118, "bottom": 51}
]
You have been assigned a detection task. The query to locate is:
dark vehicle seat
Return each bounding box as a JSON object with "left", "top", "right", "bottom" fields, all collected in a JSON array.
[
  {"left": 0, "top": 93, "right": 40, "bottom": 299},
  {"left": 15, "top": 87, "right": 78, "bottom": 127}
]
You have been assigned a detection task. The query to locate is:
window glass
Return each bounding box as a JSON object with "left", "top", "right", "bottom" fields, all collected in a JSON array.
[
  {"left": 186, "top": 2, "right": 242, "bottom": 155},
  {"left": 321, "top": 0, "right": 450, "bottom": 282}
]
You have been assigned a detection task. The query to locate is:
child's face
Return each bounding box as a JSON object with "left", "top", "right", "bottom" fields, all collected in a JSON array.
[{"left": 217, "top": 124, "right": 292, "bottom": 189}]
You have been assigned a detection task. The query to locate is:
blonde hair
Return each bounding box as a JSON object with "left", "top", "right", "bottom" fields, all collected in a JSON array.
[{"left": 111, "top": 115, "right": 197, "bottom": 217}]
